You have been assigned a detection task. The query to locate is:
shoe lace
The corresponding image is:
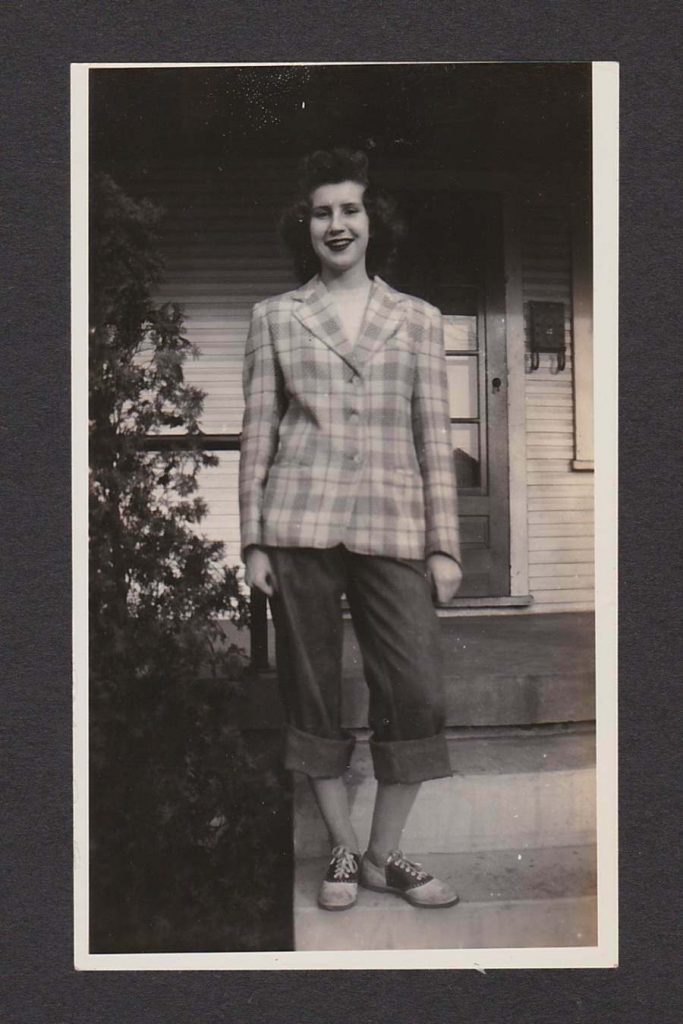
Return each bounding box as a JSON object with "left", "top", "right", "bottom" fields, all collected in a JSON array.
[
  {"left": 388, "top": 850, "right": 430, "bottom": 882},
  {"left": 330, "top": 846, "right": 358, "bottom": 880}
]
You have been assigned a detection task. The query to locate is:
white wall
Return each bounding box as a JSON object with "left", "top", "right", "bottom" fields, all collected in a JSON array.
[{"left": 521, "top": 202, "right": 594, "bottom": 612}]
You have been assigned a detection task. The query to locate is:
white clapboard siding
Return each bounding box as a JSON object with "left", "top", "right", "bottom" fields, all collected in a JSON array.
[
  {"left": 522, "top": 201, "right": 594, "bottom": 612},
  {"left": 195, "top": 452, "right": 243, "bottom": 577},
  {"left": 120, "top": 159, "right": 298, "bottom": 570}
]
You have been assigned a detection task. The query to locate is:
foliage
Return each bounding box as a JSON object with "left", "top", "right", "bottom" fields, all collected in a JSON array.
[{"left": 88, "top": 174, "right": 290, "bottom": 952}]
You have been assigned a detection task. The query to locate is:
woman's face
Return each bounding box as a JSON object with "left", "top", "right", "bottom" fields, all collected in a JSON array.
[{"left": 308, "top": 180, "right": 370, "bottom": 276}]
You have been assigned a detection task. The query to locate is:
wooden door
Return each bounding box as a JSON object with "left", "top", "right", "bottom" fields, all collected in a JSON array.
[{"left": 390, "top": 191, "right": 510, "bottom": 596}]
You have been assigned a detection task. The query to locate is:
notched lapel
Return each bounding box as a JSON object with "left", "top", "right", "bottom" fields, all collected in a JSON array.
[
  {"left": 290, "top": 275, "right": 407, "bottom": 375},
  {"left": 352, "top": 276, "right": 406, "bottom": 366},
  {"left": 292, "top": 276, "right": 359, "bottom": 372}
]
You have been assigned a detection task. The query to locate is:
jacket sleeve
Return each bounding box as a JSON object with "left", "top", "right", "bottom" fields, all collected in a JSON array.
[
  {"left": 238, "top": 302, "right": 286, "bottom": 556},
  {"left": 411, "top": 305, "right": 462, "bottom": 566}
]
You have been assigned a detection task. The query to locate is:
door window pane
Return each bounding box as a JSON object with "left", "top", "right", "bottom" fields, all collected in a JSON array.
[
  {"left": 451, "top": 423, "right": 480, "bottom": 488},
  {"left": 447, "top": 356, "right": 478, "bottom": 419},
  {"left": 443, "top": 314, "right": 478, "bottom": 351}
]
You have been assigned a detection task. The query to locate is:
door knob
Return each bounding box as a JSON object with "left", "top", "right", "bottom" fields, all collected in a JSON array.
[{"left": 491, "top": 377, "right": 502, "bottom": 393}]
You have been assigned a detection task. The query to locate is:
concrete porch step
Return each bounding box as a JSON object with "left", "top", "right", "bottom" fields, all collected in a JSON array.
[
  {"left": 245, "top": 611, "right": 595, "bottom": 728},
  {"left": 294, "top": 725, "right": 596, "bottom": 858},
  {"left": 294, "top": 846, "right": 598, "bottom": 950},
  {"left": 235, "top": 611, "right": 595, "bottom": 729}
]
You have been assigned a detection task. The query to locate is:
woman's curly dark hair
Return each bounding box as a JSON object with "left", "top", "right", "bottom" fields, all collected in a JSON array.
[{"left": 280, "top": 148, "right": 404, "bottom": 283}]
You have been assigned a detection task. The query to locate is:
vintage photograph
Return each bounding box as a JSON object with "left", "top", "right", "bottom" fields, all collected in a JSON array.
[{"left": 75, "top": 61, "right": 616, "bottom": 967}]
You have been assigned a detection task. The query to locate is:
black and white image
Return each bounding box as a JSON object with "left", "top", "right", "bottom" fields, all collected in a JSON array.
[{"left": 75, "top": 61, "right": 617, "bottom": 968}]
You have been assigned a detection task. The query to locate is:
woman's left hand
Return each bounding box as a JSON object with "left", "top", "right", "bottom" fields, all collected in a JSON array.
[{"left": 427, "top": 553, "right": 463, "bottom": 604}]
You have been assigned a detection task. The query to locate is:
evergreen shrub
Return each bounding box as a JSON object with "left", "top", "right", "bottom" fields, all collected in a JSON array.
[{"left": 89, "top": 174, "right": 290, "bottom": 952}]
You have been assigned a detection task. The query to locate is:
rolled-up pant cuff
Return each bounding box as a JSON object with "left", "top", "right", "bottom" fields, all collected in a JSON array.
[
  {"left": 283, "top": 723, "right": 356, "bottom": 778},
  {"left": 370, "top": 733, "right": 452, "bottom": 784}
]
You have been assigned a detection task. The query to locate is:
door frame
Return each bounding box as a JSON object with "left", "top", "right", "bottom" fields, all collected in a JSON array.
[
  {"left": 479, "top": 192, "right": 511, "bottom": 596},
  {"left": 502, "top": 193, "right": 531, "bottom": 599}
]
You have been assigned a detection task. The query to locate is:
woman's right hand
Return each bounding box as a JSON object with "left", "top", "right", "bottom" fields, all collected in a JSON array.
[{"left": 244, "top": 546, "right": 277, "bottom": 597}]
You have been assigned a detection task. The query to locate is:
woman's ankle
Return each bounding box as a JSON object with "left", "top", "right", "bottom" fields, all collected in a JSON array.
[
  {"left": 365, "top": 845, "right": 389, "bottom": 866},
  {"left": 331, "top": 838, "right": 361, "bottom": 856}
]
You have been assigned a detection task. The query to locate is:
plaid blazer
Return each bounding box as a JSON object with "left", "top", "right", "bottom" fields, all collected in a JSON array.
[{"left": 239, "top": 274, "right": 461, "bottom": 564}]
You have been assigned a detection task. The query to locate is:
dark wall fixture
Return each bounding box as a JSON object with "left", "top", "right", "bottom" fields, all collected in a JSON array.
[{"left": 527, "top": 301, "right": 567, "bottom": 372}]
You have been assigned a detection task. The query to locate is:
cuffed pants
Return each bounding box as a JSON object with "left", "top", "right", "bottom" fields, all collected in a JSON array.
[{"left": 267, "top": 545, "right": 452, "bottom": 785}]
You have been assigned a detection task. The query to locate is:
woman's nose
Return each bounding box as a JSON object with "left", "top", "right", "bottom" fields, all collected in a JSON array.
[{"left": 329, "top": 209, "right": 344, "bottom": 232}]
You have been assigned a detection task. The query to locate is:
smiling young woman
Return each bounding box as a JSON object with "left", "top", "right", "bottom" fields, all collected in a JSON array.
[
  {"left": 239, "top": 148, "right": 463, "bottom": 913},
  {"left": 309, "top": 181, "right": 370, "bottom": 275}
]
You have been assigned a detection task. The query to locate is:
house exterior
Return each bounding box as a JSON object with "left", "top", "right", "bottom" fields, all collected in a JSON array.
[
  {"left": 96, "top": 63, "right": 594, "bottom": 617},
  {"left": 90, "top": 64, "right": 600, "bottom": 950}
]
